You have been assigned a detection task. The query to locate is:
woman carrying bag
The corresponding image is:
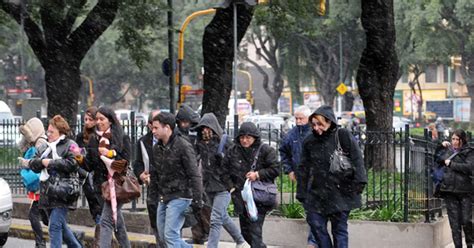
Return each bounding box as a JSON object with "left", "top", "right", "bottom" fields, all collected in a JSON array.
[
  {"left": 297, "top": 105, "right": 367, "bottom": 248},
  {"left": 21, "top": 115, "right": 82, "bottom": 248},
  {"left": 85, "top": 107, "right": 131, "bottom": 248}
]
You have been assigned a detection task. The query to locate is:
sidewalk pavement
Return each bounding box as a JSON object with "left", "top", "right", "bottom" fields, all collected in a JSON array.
[{"left": 9, "top": 218, "right": 282, "bottom": 248}]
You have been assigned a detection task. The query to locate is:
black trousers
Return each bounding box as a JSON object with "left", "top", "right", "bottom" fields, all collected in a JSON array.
[
  {"left": 445, "top": 194, "right": 473, "bottom": 248},
  {"left": 29, "top": 200, "right": 48, "bottom": 246},
  {"left": 239, "top": 208, "right": 268, "bottom": 248}
]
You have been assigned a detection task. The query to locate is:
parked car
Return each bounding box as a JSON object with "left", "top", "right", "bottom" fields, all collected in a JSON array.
[
  {"left": 0, "top": 101, "right": 19, "bottom": 147},
  {"left": 0, "top": 178, "right": 12, "bottom": 246}
]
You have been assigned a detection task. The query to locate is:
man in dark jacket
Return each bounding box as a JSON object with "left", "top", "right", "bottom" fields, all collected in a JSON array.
[
  {"left": 132, "top": 109, "right": 164, "bottom": 248},
  {"left": 150, "top": 112, "right": 203, "bottom": 248},
  {"left": 278, "top": 105, "right": 316, "bottom": 247},
  {"left": 298, "top": 105, "right": 367, "bottom": 248},
  {"left": 193, "top": 113, "right": 248, "bottom": 248},
  {"left": 175, "top": 104, "right": 209, "bottom": 244},
  {"left": 223, "top": 122, "right": 279, "bottom": 248}
]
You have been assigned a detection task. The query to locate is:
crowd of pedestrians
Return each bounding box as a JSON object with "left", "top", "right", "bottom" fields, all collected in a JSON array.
[{"left": 16, "top": 104, "right": 471, "bottom": 248}]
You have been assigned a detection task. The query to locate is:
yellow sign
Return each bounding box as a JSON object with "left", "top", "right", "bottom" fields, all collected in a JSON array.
[{"left": 336, "top": 83, "right": 347, "bottom": 95}]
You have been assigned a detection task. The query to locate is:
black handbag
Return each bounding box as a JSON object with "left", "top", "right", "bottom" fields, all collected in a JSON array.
[
  {"left": 46, "top": 174, "right": 81, "bottom": 203},
  {"left": 329, "top": 129, "right": 354, "bottom": 177},
  {"left": 250, "top": 144, "right": 278, "bottom": 207}
]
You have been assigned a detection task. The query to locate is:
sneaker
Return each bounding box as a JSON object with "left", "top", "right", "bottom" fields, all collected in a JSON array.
[{"left": 236, "top": 242, "right": 251, "bottom": 248}]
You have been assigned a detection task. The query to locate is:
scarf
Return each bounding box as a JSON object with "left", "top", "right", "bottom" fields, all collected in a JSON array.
[
  {"left": 39, "top": 135, "right": 66, "bottom": 181},
  {"left": 96, "top": 128, "right": 112, "bottom": 149}
]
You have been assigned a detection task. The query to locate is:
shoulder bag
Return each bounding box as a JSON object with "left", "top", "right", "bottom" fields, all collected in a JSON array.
[
  {"left": 250, "top": 144, "right": 278, "bottom": 207},
  {"left": 329, "top": 129, "right": 354, "bottom": 177},
  {"left": 101, "top": 170, "right": 141, "bottom": 204},
  {"left": 46, "top": 174, "right": 81, "bottom": 203}
]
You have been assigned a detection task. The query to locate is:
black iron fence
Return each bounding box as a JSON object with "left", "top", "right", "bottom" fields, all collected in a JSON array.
[{"left": 0, "top": 115, "right": 456, "bottom": 222}]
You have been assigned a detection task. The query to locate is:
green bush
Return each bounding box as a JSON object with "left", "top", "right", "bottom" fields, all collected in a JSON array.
[{"left": 280, "top": 203, "right": 305, "bottom": 219}]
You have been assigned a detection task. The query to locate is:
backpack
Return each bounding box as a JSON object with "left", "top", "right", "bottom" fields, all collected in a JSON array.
[{"left": 21, "top": 146, "right": 41, "bottom": 192}]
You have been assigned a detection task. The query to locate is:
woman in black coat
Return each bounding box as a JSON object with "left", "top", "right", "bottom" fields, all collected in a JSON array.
[
  {"left": 297, "top": 105, "right": 367, "bottom": 248},
  {"left": 27, "top": 115, "right": 82, "bottom": 248},
  {"left": 436, "top": 129, "right": 473, "bottom": 248},
  {"left": 85, "top": 107, "right": 131, "bottom": 248},
  {"left": 223, "top": 122, "right": 279, "bottom": 248}
]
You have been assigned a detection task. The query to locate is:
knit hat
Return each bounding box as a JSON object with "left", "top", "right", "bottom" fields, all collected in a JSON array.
[{"left": 20, "top": 118, "right": 45, "bottom": 144}]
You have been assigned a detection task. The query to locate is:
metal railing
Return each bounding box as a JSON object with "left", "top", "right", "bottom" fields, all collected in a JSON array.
[{"left": 0, "top": 116, "right": 456, "bottom": 222}]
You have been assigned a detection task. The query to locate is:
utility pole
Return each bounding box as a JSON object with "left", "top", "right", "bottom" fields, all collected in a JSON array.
[
  {"left": 337, "top": 32, "right": 343, "bottom": 115},
  {"left": 168, "top": 0, "right": 175, "bottom": 114},
  {"left": 233, "top": 2, "right": 239, "bottom": 134}
]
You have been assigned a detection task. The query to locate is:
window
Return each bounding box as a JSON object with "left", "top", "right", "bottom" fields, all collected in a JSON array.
[
  {"left": 424, "top": 65, "right": 437, "bottom": 83},
  {"left": 443, "top": 66, "right": 456, "bottom": 83}
]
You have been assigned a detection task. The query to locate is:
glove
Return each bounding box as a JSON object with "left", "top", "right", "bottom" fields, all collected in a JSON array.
[{"left": 18, "top": 157, "right": 30, "bottom": 169}]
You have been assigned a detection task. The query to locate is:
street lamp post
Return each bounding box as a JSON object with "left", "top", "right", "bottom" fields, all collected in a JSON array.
[
  {"left": 233, "top": 2, "right": 239, "bottom": 134},
  {"left": 168, "top": 0, "right": 175, "bottom": 114}
]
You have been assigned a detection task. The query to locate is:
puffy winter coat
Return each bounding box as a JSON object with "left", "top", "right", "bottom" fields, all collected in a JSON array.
[
  {"left": 223, "top": 122, "right": 280, "bottom": 214},
  {"left": 437, "top": 145, "right": 473, "bottom": 195},
  {"left": 298, "top": 106, "right": 367, "bottom": 215},
  {"left": 29, "top": 138, "right": 80, "bottom": 209}
]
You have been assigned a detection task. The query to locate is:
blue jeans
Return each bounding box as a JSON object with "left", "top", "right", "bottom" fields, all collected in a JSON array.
[
  {"left": 207, "top": 191, "right": 245, "bottom": 248},
  {"left": 307, "top": 227, "right": 317, "bottom": 246},
  {"left": 49, "top": 208, "right": 81, "bottom": 248},
  {"left": 100, "top": 202, "right": 130, "bottom": 248},
  {"left": 157, "top": 198, "right": 192, "bottom": 248},
  {"left": 306, "top": 211, "right": 349, "bottom": 248}
]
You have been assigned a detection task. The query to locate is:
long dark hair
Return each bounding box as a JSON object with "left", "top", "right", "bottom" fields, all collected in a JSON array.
[
  {"left": 452, "top": 129, "right": 467, "bottom": 147},
  {"left": 96, "top": 106, "right": 124, "bottom": 148},
  {"left": 82, "top": 106, "right": 97, "bottom": 145}
]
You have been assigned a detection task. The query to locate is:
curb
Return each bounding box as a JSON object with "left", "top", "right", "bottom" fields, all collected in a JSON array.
[{"left": 9, "top": 220, "right": 157, "bottom": 248}]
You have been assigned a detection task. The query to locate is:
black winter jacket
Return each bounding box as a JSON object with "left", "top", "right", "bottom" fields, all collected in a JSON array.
[
  {"left": 151, "top": 131, "right": 203, "bottom": 204},
  {"left": 132, "top": 132, "right": 159, "bottom": 203},
  {"left": 193, "top": 113, "right": 229, "bottom": 193},
  {"left": 223, "top": 122, "right": 279, "bottom": 214},
  {"left": 84, "top": 133, "right": 131, "bottom": 192},
  {"left": 29, "top": 138, "right": 80, "bottom": 209},
  {"left": 437, "top": 145, "right": 473, "bottom": 195},
  {"left": 298, "top": 106, "right": 367, "bottom": 215}
]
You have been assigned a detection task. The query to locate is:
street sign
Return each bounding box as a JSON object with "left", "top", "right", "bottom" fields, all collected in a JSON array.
[{"left": 336, "top": 83, "right": 347, "bottom": 95}]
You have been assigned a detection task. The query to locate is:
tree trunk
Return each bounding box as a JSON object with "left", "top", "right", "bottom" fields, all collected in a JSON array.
[
  {"left": 202, "top": 4, "right": 254, "bottom": 127},
  {"left": 44, "top": 62, "right": 82, "bottom": 125},
  {"left": 356, "top": 0, "right": 399, "bottom": 170},
  {"left": 287, "top": 42, "right": 302, "bottom": 109}
]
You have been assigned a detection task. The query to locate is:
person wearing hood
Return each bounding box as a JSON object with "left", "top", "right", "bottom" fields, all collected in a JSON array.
[
  {"left": 297, "top": 105, "right": 367, "bottom": 248},
  {"left": 223, "top": 122, "right": 279, "bottom": 248},
  {"left": 278, "top": 105, "right": 317, "bottom": 248},
  {"left": 176, "top": 104, "right": 200, "bottom": 140},
  {"left": 436, "top": 129, "right": 473, "bottom": 248},
  {"left": 193, "top": 113, "right": 249, "bottom": 248},
  {"left": 18, "top": 117, "right": 49, "bottom": 248}
]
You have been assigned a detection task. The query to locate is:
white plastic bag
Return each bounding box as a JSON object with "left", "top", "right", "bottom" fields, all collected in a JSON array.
[{"left": 241, "top": 178, "right": 258, "bottom": 222}]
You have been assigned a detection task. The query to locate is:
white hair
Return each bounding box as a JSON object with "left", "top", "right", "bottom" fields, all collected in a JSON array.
[{"left": 294, "top": 105, "right": 312, "bottom": 117}]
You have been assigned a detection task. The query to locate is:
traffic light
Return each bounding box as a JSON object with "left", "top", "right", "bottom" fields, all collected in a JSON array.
[{"left": 245, "top": 90, "right": 251, "bottom": 102}]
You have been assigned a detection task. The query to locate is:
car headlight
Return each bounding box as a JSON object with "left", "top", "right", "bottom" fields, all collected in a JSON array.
[{"left": 1, "top": 210, "right": 11, "bottom": 221}]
